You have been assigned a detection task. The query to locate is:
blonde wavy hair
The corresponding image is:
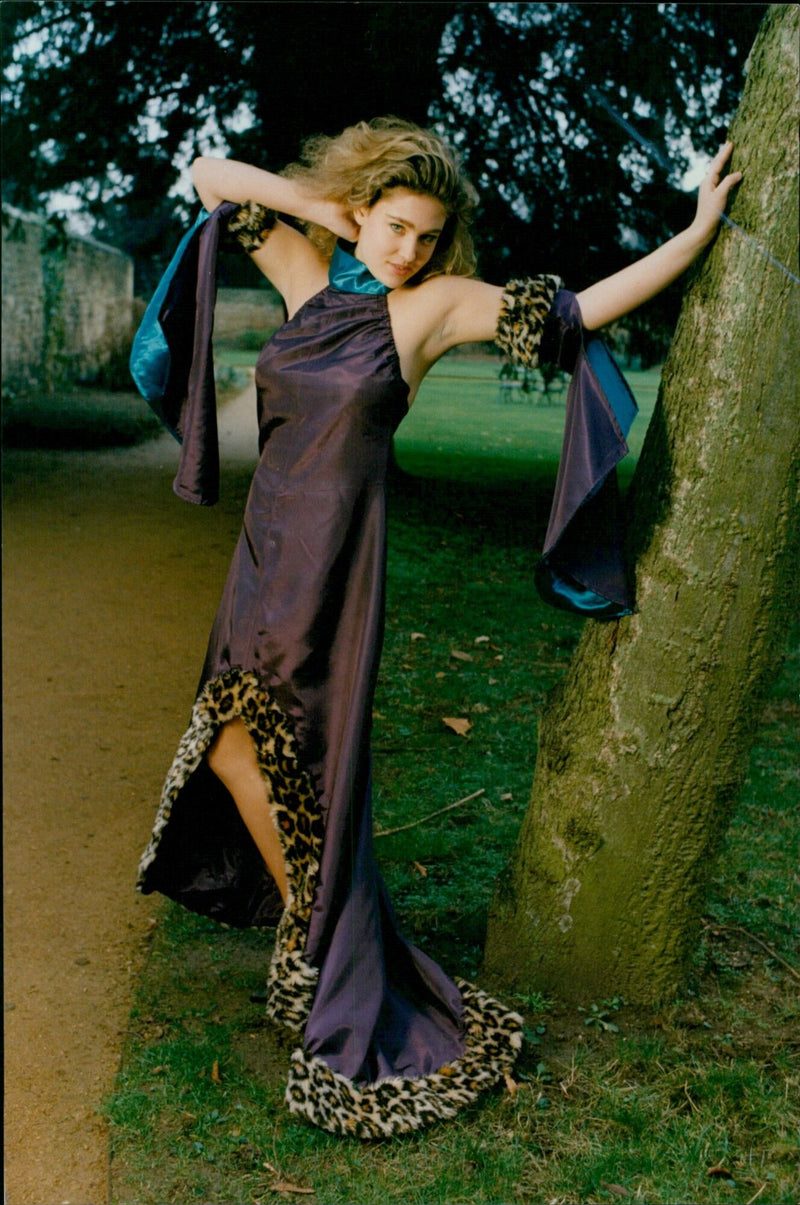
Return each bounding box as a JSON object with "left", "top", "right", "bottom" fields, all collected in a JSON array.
[{"left": 283, "top": 116, "right": 478, "bottom": 279}]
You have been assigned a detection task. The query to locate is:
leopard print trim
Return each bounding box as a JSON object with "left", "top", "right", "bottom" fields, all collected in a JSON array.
[
  {"left": 285, "top": 981, "right": 524, "bottom": 1138},
  {"left": 138, "top": 669, "right": 525, "bottom": 1135},
  {"left": 136, "top": 668, "right": 323, "bottom": 1030},
  {"left": 226, "top": 201, "right": 278, "bottom": 253},
  {"left": 495, "top": 275, "right": 563, "bottom": 368}
]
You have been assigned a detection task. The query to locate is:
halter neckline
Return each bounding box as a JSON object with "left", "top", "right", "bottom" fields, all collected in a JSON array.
[{"left": 329, "top": 241, "right": 391, "bottom": 296}]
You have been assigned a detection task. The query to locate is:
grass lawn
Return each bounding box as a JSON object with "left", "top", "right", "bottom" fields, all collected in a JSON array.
[
  {"left": 393, "top": 354, "right": 659, "bottom": 489},
  {"left": 105, "top": 354, "right": 798, "bottom": 1204}
]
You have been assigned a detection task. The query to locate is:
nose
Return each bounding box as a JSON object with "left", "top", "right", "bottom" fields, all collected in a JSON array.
[{"left": 398, "top": 233, "right": 419, "bottom": 265}]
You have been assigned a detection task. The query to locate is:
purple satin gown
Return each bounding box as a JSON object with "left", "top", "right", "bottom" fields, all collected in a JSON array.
[{"left": 138, "top": 237, "right": 523, "bottom": 1137}]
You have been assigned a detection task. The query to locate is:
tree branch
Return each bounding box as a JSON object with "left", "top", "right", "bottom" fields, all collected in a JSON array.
[{"left": 5, "top": 11, "right": 82, "bottom": 48}]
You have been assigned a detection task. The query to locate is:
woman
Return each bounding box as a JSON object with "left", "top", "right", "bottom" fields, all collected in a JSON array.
[{"left": 137, "top": 118, "right": 740, "bottom": 1137}]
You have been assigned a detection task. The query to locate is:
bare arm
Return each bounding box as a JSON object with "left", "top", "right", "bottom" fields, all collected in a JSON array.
[
  {"left": 191, "top": 157, "right": 358, "bottom": 309},
  {"left": 191, "top": 156, "right": 357, "bottom": 237},
  {"left": 430, "top": 142, "right": 742, "bottom": 353},
  {"left": 575, "top": 142, "right": 742, "bottom": 330}
]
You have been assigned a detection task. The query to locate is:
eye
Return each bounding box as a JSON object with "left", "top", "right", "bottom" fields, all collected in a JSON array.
[{"left": 389, "top": 222, "right": 404, "bottom": 233}]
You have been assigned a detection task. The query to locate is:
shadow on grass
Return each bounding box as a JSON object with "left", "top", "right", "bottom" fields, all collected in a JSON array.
[
  {"left": 2, "top": 366, "right": 252, "bottom": 451},
  {"left": 2, "top": 387, "right": 164, "bottom": 449},
  {"left": 388, "top": 463, "right": 556, "bottom": 554}
]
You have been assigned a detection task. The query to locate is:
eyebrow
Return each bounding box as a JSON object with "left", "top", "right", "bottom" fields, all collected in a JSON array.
[{"left": 385, "top": 212, "right": 444, "bottom": 235}]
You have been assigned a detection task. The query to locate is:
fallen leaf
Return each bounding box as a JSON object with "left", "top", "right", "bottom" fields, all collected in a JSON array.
[
  {"left": 494, "top": 654, "right": 504, "bottom": 661},
  {"left": 500, "top": 792, "right": 513, "bottom": 801},
  {"left": 450, "top": 649, "right": 474, "bottom": 662},
  {"left": 269, "top": 1181, "right": 315, "bottom": 1196},
  {"left": 435, "top": 671, "right": 446, "bottom": 680},
  {"left": 411, "top": 632, "right": 426, "bottom": 641},
  {"left": 599, "top": 1182, "right": 632, "bottom": 1198},
  {"left": 474, "top": 635, "right": 490, "bottom": 644},
  {"left": 211, "top": 1059, "right": 222, "bottom": 1083},
  {"left": 442, "top": 717, "right": 472, "bottom": 737},
  {"left": 412, "top": 861, "right": 428, "bottom": 878},
  {"left": 707, "top": 1165, "right": 735, "bottom": 1180},
  {"left": 503, "top": 1071, "right": 518, "bottom": 1097},
  {"left": 488, "top": 677, "right": 499, "bottom": 685}
]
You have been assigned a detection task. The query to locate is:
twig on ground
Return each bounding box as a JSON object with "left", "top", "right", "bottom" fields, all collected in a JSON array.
[
  {"left": 746, "top": 1183, "right": 767, "bottom": 1205},
  {"left": 704, "top": 919, "right": 800, "bottom": 983},
  {"left": 374, "top": 788, "right": 485, "bottom": 838}
]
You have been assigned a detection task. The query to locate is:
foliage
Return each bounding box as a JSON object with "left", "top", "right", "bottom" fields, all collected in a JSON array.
[
  {"left": 2, "top": 2, "right": 765, "bottom": 314},
  {"left": 435, "top": 5, "right": 765, "bottom": 278},
  {"left": 1, "top": 385, "right": 161, "bottom": 448},
  {"left": 0, "top": 0, "right": 455, "bottom": 288},
  {"left": 433, "top": 3, "right": 766, "bottom": 356},
  {"left": 1, "top": 363, "right": 250, "bottom": 449}
]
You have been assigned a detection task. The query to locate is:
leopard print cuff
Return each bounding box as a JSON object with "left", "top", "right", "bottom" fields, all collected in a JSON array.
[
  {"left": 226, "top": 201, "right": 278, "bottom": 253},
  {"left": 495, "top": 275, "right": 562, "bottom": 368}
]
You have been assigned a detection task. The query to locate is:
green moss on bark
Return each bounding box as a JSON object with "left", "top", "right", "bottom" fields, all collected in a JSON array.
[{"left": 484, "top": 4, "right": 800, "bottom": 1005}]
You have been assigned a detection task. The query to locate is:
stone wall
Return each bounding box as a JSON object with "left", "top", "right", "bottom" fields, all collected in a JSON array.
[{"left": 2, "top": 204, "right": 134, "bottom": 394}]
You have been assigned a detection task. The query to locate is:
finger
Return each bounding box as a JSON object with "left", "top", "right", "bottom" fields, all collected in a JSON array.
[
  {"left": 719, "top": 171, "right": 742, "bottom": 196},
  {"left": 704, "top": 144, "right": 729, "bottom": 184},
  {"left": 711, "top": 140, "right": 734, "bottom": 169}
]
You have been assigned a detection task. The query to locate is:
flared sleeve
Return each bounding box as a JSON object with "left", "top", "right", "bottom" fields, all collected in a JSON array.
[
  {"left": 167, "top": 203, "right": 233, "bottom": 504},
  {"left": 130, "top": 200, "right": 276, "bottom": 506},
  {"left": 496, "top": 281, "right": 638, "bottom": 619}
]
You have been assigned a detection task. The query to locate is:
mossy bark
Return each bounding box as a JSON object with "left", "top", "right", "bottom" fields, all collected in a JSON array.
[{"left": 484, "top": 4, "right": 799, "bottom": 1005}]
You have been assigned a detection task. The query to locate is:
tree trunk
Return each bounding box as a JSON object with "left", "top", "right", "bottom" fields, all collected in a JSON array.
[{"left": 483, "top": 4, "right": 799, "bottom": 1005}]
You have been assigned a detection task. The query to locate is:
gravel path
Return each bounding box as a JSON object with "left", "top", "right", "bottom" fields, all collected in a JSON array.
[{"left": 3, "top": 387, "right": 258, "bottom": 1203}]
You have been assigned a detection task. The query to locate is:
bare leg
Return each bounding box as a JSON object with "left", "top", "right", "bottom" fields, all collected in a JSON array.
[{"left": 206, "top": 717, "right": 289, "bottom": 905}]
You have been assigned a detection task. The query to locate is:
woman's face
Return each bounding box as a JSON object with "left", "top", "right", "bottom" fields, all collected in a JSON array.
[{"left": 353, "top": 188, "right": 448, "bottom": 287}]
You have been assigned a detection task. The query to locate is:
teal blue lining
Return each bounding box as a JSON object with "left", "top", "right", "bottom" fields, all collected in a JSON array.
[
  {"left": 329, "top": 242, "right": 390, "bottom": 296},
  {"left": 130, "top": 208, "right": 209, "bottom": 403}
]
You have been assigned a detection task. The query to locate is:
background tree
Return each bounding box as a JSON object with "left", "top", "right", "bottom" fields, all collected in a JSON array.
[
  {"left": 433, "top": 3, "right": 766, "bottom": 360},
  {"left": 483, "top": 3, "right": 799, "bottom": 1005},
  {"left": 0, "top": 1, "right": 457, "bottom": 287},
  {"left": 2, "top": 1, "right": 764, "bottom": 325}
]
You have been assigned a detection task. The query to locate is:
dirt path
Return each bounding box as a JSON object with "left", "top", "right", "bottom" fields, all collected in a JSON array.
[{"left": 3, "top": 387, "right": 258, "bottom": 1204}]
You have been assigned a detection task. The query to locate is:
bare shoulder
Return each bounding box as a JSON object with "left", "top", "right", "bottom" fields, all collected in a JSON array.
[
  {"left": 248, "top": 219, "right": 329, "bottom": 316},
  {"left": 391, "top": 274, "right": 506, "bottom": 360},
  {"left": 397, "top": 273, "right": 503, "bottom": 314}
]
